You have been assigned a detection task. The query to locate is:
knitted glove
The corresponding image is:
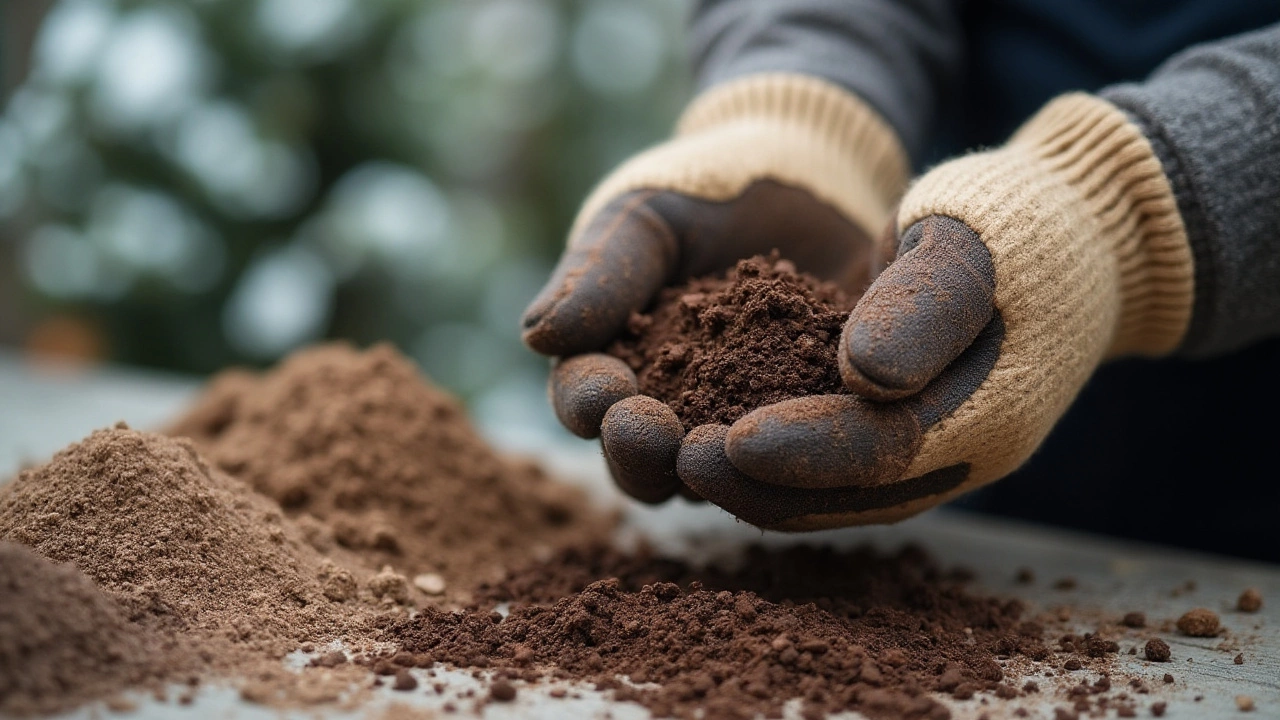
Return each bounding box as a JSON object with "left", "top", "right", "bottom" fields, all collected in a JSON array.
[
  {"left": 521, "top": 74, "right": 908, "bottom": 503},
  {"left": 681, "top": 93, "right": 1196, "bottom": 530}
]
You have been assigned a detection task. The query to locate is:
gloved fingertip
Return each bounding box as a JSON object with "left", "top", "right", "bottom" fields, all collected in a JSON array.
[
  {"left": 520, "top": 277, "right": 581, "bottom": 356},
  {"left": 726, "top": 395, "right": 918, "bottom": 489},
  {"left": 523, "top": 191, "right": 679, "bottom": 357},
  {"left": 838, "top": 344, "right": 922, "bottom": 402},
  {"left": 840, "top": 215, "right": 995, "bottom": 402},
  {"left": 601, "top": 395, "right": 684, "bottom": 504},
  {"left": 550, "top": 354, "right": 638, "bottom": 439},
  {"left": 676, "top": 424, "right": 745, "bottom": 501}
]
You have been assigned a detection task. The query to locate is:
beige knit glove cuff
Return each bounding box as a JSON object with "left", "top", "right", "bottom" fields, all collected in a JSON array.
[
  {"left": 896, "top": 93, "right": 1195, "bottom": 487},
  {"left": 900, "top": 93, "right": 1194, "bottom": 358},
  {"left": 569, "top": 73, "right": 910, "bottom": 246}
]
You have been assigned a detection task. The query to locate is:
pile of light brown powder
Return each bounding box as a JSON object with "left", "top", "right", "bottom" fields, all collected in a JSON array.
[
  {"left": 0, "top": 542, "right": 181, "bottom": 716},
  {"left": 0, "top": 425, "right": 364, "bottom": 655},
  {"left": 168, "top": 342, "right": 611, "bottom": 593}
]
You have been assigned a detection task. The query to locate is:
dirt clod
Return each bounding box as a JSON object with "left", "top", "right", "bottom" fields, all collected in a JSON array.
[
  {"left": 1237, "top": 588, "right": 1263, "bottom": 613},
  {"left": 1144, "top": 639, "right": 1171, "bottom": 662},
  {"left": 489, "top": 680, "right": 517, "bottom": 702},
  {"left": 1176, "top": 608, "right": 1220, "bottom": 637},
  {"left": 1122, "top": 612, "right": 1146, "bottom": 628}
]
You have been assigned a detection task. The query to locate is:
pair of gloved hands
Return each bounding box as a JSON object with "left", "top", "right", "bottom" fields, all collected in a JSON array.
[{"left": 521, "top": 75, "right": 1195, "bottom": 531}]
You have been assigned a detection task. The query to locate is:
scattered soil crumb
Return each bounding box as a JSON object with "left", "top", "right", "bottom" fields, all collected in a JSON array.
[
  {"left": 1236, "top": 695, "right": 1255, "bottom": 712},
  {"left": 1176, "top": 608, "right": 1220, "bottom": 637},
  {"left": 1144, "top": 639, "right": 1171, "bottom": 662},
  {"left": 1237, "top": 588, "right": 1263, "bottom": 613},
  {"left": 1122, "top": 612, "right": 1146, "bottom": 628},
  {"left": 489, "top": 680, "right": 517, "bottom": 702}
]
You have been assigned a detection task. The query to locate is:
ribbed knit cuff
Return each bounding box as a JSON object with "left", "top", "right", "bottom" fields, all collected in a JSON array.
[
  {"left": 570, "top": 74, "right": 909, "bottom": 246},
  {"left": 1011, "top": 95, "right": 1195, "bottom": 356},
  {"left": 901, "top": 94, "right": 1195, "bottom": 358}
]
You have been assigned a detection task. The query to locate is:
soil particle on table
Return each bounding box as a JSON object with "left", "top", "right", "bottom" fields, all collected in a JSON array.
[
  {"left": 608, "top": 254, "right": 856, "bottom": 429},
  {"left": 1237, "top": 588, "right": 1263, "bottom": 613},
  {"left": 1121, "top": 612, "right": 1146, "bottom": 628},
  {"left": 489, "top": 679, "right": 518, "bottom": 702},
  {"left": 1176, "top": 608, "right": 1221, "bottom": 637},
  {"left": 1144, "top": 639, "right": 1171, "bottom": 662},
  {"left": 0, "top": 543, "right": 180, "bottom": 716}
]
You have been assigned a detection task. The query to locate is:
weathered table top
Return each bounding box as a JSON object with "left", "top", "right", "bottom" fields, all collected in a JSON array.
[{"left": 2, "top": 351, "right": 1276, "bottom": 719}]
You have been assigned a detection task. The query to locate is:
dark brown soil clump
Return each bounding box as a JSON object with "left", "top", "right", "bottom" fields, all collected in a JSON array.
[
  {"left": 0, "top": 543, "right": 180, "bottom": 716},
  {"left": 1144, "top": 639, "right": 1171, "bottom": 662},
  {"left": 168, "top": 342, "right": 611, "bottom": 590},
  {"left": 1237, "top": 588, "right": 1263, "bottom": 613},
  {"left": 1176, "top": 608, "right": 1220, "bottom": 637},
  {"left": 383, "top": 543, "right": 1074, "bottom": 720},
  {"left": 609, "top": 254, "right": 855, "bottom": 429}
]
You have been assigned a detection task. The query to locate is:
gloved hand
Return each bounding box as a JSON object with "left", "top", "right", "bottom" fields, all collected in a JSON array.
[
  {"left": 521, "top": 74, "right": 908, "bottom": 503},
  {"left": 680, "top": 93, "right": 1196, "bottom": 530}
]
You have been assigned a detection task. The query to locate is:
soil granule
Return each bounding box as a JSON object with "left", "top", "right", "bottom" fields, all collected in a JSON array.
[
  {"left": 608, "top": 254, "right": 855, "bottom": 429},
  {"left": 380, "top": 543, "right": 1136, "bottom": 720},
  {"left": 1238, "top": 588, "right": 1263, "bottom": 613},
  {"left": 168, "top": 342, "right": 610, "bottom": 591},
  {"left": 1144, "top": 639, "right": 1171, "bottom": 662},
  {"left": 0, "top": 542, "right": 179, "bottom": 716},
  {"left": 1176, "top": 608, "right": 1220, "bottom": 637}
]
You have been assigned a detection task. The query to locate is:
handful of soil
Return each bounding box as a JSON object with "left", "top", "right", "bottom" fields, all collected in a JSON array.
[{"left": 609, "top": 254, "right": 855, "bottom": 429}]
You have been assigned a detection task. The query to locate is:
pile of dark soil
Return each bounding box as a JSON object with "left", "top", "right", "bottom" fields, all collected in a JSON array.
[
  {"left": 609, "top": 254, "right": 855, "bottom": 429},
  {"left": 379, "top": 544, "right": 1140, "bottom": 720}
]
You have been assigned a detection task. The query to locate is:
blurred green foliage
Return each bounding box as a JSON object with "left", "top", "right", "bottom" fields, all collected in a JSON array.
[{"left": 0, "top": 0, "right": 690, "bottom": 403}]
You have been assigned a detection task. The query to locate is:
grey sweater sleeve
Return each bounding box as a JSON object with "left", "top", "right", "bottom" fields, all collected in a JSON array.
[
  {"left": 690, "top": 0, "right": 963, "bottom": 164},
  {"left": 1101, "top": 25, "right": 1280, "bottom": 357}
]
